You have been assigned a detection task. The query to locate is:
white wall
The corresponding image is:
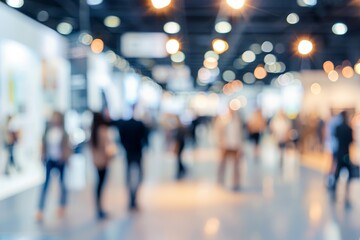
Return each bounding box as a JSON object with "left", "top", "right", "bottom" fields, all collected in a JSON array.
[{"left": 300, "top": 70, "right": 360, "bottom": 117}]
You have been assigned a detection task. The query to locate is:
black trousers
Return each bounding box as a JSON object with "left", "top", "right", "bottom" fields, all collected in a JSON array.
[
  {"left": 176, "top": 142, "right": 186, "bottom": 178},
  {"left": 126, "top": 152, "right": 143, "bottom": 207},
  {"left": 96, "top": 168, "right": 108, "bottom": 213},
  {"left": 334, "top": 160, "right": 353, "bottom": 185}
]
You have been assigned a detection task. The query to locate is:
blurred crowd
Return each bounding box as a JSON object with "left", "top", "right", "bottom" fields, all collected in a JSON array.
[{"left": 1, "top": 104, "right": 360, "bottom": 221}]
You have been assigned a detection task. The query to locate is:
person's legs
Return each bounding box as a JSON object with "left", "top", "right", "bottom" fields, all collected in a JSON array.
[
  {"left": 218, "top": 149, "right": 228, "bottom": 185},
  {"left": 127, "top": 152, "right": 143, "bottom": 209},
  {"left": 96, "top": 168, "right": 108, "bottom": 218},
  {"left": 176, "top": 143, "right": 186, "bottom": 179},
  {"left": 56, "top": 162, "right": 67, "bottom": 217},
  {"left": 37, "top": 160, "right": 54, "bottom": 220},
  {"left": 232, "top": 150, "right": 241, "bottom": 190},
  {"left": 5, "top": 145, "right": 14, "bottom": 174},
  {"left": 333, "top": 161, "right": 344, "bottom": 191}
]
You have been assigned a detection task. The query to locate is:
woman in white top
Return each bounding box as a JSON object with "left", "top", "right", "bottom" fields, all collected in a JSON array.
[
  {"left": 37, "top": 112, "right": 71, "bottom": 222},
  {"left": 270, "top": 111, "right": 291, "bottom": 167},
  {"left": 216, "top": 108, "right": 243, "bottom": 191}
]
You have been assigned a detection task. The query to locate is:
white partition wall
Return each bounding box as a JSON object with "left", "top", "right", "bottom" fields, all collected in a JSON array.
[{"left": 0, "top": 2, "right": 70, "bottom": 199}]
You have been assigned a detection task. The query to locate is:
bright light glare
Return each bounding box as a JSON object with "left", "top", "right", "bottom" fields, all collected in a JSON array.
[
  {"left": 212, "top": 39, "right": 229, "bottom": 54},
  {"left": 332, "top": 23, "right": 348, "bottom": 35},
  {"left": 287, "top": 13, "right": 299, "bottom": 24},
  {"left": 298, "top": 39, "right": 313, "bottom": 55},
  {"left": 226, "top": 0, "right": 246, "bottom": 10},
  {"left": 57, "top": 22, "right": 73, "bottom": 35},
  {"left": 164, "top": 21, "right": 181, "bottom": 34},
  {"left": 151, "top": 0, "right": 171, "bottom": 9},
  {"left": 104, "top": 16, "right": 121, "bottom": 28},
  {"left": 6, "top": 0, "right": 24, "bottom": 8},
  {"left": 242, "top": 50, "right": 256, "bottom": 63},
  {"left": 87, "top": 0, "right": 103, "bottom": 5},
  {"left": 166, "top": 39, "right": 180, "bottom": 54},
  {"left": 215, "top": 21, "right": 232, "bottom": 34},
  {"left": 229, "top": 99, "right": 242, "bottom": 111}
]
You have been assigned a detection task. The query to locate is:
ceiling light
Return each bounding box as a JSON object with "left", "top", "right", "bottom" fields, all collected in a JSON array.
[
  {"left": 250, "top": 43, "right": 262, "bottom": 54},
  {"left": 166, "top": 39, "right": 180, "bottom": 54},
  {"left": 328, "top": 70, "right": 339, "bottom": 82},
  {"left": 332, "top": 23, "right": 347, "bottom": 35},
  {"left": 204, "top": 51, "right": 219, "bottom": 61},
  {"left": 79, "top": 32, "right": 93, "bottom": 45},
  {"left": 342, "top": 66, "right": 354, "bottom": 78},
  {"left": 242, "top": 50, "right": 256, "bottom": 63},
  {"left": 297, "top": 0, "right": 317, "bottom": 7},
  {"left": 297, "top": 39, "right": 313, "bottom": 55},
  {"left": 310, "top": 83, "right": 321, "bottom": 95},
  {"left": 151, "top": 0, "right": 171, "bottom": 9},
  {"left": 229, "top": 99, "right": 242, "bottom": 111},
  {"left": 355, "top": 63, "right": 360, "bottom": 75},
  {"left": 223, "top": 70, "right": 236, "bottom": 82},
  {"left": 264, "top": 54, "right": 277, "bottom": 64},
  {"left": 87, "top": 0, "right": 103, "bottom": 5},
  {"left": 254, "top": 65, "right": 267, "bottom": 79},
  {"left": 215, "top": 21, "right": 232, "bottom": 34},
  {"left": 164, "top": 21, "right": 180, "bottom": 34},
  {"left": 57, "top": 22, "right": 73, "bottom": 35},
  {"left": 243, "top": 72, "right": 256, "bottom": 84},
  {"left": 287, "top": 13, "right": 299, "bottom": 24},
  {"left": 104, "top": 16, "right": 121, "bottom": 28},
  {"left": 204, "top": 57, "right": 218, "bottom": 69},
  {"left": 171, "top": 51, "right": 185, "bottom": 63},
  {"left": 323, "top": 61, "right": 334, "bottom": 74},
  {"left": 6, "top": 0, "right": 24, "bottom": 8},
  {"left": 226, "top": 0, "right": 246, "bottom": 10},
  {"left": 212, "top": 39, "right": 229, "bottom": 54},
  {"left": 91, "top": 39, "right": 104, "bottom": 54},
  {"left": 37, "top": 10, "right": 49, "bottom": 22},
  {"left": 261, "top": 41, "right": 273, "bottom": 53}
]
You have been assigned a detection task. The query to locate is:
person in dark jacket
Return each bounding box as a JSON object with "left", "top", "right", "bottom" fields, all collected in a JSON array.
[
  {"left": 110, "top": 108, "right": 148, "bottom": 210},
  {"left": 332, "top": 111, "right": 354, "bottom": 205},
  {"left": 174, "top": 116, "right": 187, "bottom": 179}
]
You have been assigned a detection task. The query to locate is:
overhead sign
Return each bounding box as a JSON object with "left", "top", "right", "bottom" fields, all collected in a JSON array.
[{"left": 121, "top": 32, "right": 168, "bottom": 58}]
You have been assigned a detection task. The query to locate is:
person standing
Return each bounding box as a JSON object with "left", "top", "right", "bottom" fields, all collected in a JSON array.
[
  {"left": 270, "top": 111, "right": 291, "bottom": 168},
  {"left": 4, "top": 115, "right": 20, "bottom": 175},
  {"left": 174, "top": 116, "right": 187, "bottom": 179},
  {"left": 332, "top": 111, "right": 354, "bottom": 205},
  {"left": 247, "top": 108, "right": 266, "bottom": 161},
  {"left": 110, "top": 107, "right": 148, "bottom": 210},
  {"left": 216, "top": 108, "right": 243, "bottom": 191},
  {"left": 36, "top": 112, "right": 71, "bottom": 222},
  {"left": 90, "top": 112, "right": 115, "bottom": 219}
]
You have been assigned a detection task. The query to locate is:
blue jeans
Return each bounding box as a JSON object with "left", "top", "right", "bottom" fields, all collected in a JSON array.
[{"left": 38, "top": 159, "right": 67, "bottom": 210}]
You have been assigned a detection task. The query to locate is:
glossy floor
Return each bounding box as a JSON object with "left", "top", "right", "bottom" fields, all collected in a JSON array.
[{"left": 0, "top": 135, "right": 359, "bottom": 240}]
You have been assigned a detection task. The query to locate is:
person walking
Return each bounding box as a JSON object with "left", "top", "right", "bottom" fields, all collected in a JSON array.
[
  {"left": 36, "top": 112, "right": 71, "bottom": 222},
  {"left": 332, "top": 111, "right": 354, "bottom": 206},
  {"left": 216, "top": 108, "right": 243, "bottom": 191},
  {"left": 110, "top": 106, "right": 148, "bottom": 210},
  {"left": 4, "top": 115, "right": 20, "bottom": 175},
  {"left": 90, "top": 112, "right": 115, "bottom": 219}
]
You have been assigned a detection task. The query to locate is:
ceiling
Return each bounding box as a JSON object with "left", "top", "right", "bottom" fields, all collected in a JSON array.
[{"left": 3, "top": 0, "right": 360, "bottom": 87}]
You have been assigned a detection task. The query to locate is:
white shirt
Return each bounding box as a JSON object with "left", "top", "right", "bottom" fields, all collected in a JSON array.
[{"left": 46, "top": 127, "right": 63, "bottom": 160}]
